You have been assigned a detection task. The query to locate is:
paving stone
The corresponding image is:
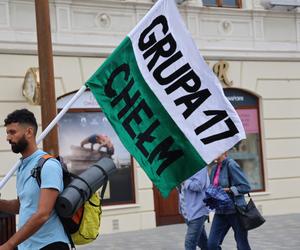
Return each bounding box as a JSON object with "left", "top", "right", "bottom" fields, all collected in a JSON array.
[{"left": 77, "top": 214, "right": 300, "bottom": 250}]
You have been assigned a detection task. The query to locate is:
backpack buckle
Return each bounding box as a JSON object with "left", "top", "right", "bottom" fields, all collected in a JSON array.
[{"left": 31, "top": 168, "right": 38, "bottom": 178}]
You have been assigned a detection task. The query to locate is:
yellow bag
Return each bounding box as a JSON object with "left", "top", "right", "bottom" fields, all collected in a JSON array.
[{"left": 71, "top": 192, "right": 102, "bottom": 245}]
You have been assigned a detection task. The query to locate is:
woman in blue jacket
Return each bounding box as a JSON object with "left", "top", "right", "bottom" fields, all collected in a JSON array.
[{"left": 207, "top": 152, "right": 251, "bottom": 250}]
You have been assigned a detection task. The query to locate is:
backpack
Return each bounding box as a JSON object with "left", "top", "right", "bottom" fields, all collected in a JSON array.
[{"left": 31, "top": 154, "right": 107, "bottom": 249}]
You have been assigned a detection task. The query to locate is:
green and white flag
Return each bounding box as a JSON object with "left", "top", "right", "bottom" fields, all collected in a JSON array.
[{"left": 86, "top": 0, "right": 245, "bottom": 197}]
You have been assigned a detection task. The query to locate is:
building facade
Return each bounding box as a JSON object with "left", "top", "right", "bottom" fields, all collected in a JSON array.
[{"left": 0, "top": 0, "right": 300, "bottom": 234}]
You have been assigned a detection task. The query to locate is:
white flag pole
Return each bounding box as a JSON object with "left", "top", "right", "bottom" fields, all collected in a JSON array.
[{"left": 0, "top": 85, "right": 87, "bottom": 189}]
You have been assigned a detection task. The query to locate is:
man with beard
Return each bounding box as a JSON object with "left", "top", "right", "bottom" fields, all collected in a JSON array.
[{"left": 0, "top": 109, "right": 69, "bottom": 250}]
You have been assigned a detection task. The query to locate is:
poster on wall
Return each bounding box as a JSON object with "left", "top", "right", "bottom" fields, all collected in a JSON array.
[{"left": 57, "top": 91, "right": 135, "bottom": 205}]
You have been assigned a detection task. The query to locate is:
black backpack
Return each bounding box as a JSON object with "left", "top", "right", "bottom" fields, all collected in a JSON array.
[{"left": 31, "top": 154, "right": 107, "bottom": 249}]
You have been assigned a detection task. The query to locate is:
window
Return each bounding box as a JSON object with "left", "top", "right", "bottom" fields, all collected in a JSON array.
[
  {"left": 57, "top": 90, "right": 135, "bottom": 206},
  {"left": 224, "top": 88, "right": 265, "bottom": 192},
  {"left": 203, "top": 0, "right": 242, "bottom": 8}
]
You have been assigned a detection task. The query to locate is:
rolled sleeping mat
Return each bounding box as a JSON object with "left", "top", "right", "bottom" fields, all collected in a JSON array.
[{"left": 55, "top": 156, "right": 117, "bottom": 218}]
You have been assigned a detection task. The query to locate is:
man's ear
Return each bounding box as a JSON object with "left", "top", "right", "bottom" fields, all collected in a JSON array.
[{"left": 26, "top": 127, "right": 35, "bottom": 138}]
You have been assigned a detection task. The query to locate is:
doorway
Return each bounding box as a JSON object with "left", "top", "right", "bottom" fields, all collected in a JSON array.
[{"left": 153, "top": 187, "right": 184, "bottom": 226}]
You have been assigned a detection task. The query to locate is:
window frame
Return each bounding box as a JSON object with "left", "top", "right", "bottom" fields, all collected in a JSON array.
[
  {"left": 203, "top": 0, "right": 242, "bottom": 8},
  {"left": 223, "top": 88, "right": 266, "bottom": 192},
  {"left": 57, "top": 91, "right": 136, "bottom": 206}
]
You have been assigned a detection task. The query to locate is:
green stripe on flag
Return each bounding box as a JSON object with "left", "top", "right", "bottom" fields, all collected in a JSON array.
[{"left": 86, "top": 37, "right": 206, "bottom": 197}]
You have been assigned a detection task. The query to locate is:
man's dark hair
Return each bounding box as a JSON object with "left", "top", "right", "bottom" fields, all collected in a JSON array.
[{"left": 4, "top": 109, "right": 38, "bottom": 135}]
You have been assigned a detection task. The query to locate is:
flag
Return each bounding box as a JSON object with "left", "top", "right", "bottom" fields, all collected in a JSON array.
[{"left": 86, "top": 0, "right": 245, "bottom": 197}]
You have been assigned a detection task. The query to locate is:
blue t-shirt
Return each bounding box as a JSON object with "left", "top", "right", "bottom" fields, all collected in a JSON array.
[{"left": 16, "top": 149, "right": 69, "bottom": 250}]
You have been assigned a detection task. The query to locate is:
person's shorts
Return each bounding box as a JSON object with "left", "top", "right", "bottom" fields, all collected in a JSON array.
[
  {"left": 88, "top": 134, "right": 98, "bottom": 144},
  {"left": 40, "top": 241, "right": 69, "bottom": 250}
]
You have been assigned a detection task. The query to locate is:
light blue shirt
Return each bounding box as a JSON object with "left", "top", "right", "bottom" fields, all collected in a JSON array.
[
  {"left": 16, "top": 149, "right": 69, "bottom": 250},
  {"left": 179, "top": 167, "right": 210, "bottom": 221}
]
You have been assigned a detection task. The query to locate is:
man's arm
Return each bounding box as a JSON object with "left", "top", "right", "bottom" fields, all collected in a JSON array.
[
  {"left": 0, "top": 198, "right": 20, "bottom": 214},
  {"left": 0, "top": 188, "right": 59, "bottom": 250}
]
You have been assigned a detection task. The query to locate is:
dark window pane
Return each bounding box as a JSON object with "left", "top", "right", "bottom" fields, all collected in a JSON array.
[
  {"left": 203, "top": 0, "right": 217, "bottom": 6},
  {"left": 223, "top": 0, "right": 238, "bottom": 7}
]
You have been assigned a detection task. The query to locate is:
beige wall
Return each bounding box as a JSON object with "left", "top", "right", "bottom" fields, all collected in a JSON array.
[
  {"left": 241, "top": 61, "right": 300, "bottom": 216},
  {"left": 1, "top": 54, "right": 300, "bottom": 233}
]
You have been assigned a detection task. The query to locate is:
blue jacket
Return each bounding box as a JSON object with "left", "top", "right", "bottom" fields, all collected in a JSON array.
[
  {"left": 210, "top": 157, "right": 251, "bottom": 214},
  {"left": 178, "top": 167, "right": 210, "bottom": 221}
]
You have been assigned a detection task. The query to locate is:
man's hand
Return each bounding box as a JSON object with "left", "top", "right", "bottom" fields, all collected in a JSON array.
[
  {"left": 223, "top": 187, "right": 232, "bottom": 193},
  {"left": 0, "top": 188, "right": 59, "bottom": 248}
]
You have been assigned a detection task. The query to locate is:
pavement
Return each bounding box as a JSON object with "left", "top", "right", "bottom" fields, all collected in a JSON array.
[{"left": 77, "top": 213, "right": 300, "bottom": 250}]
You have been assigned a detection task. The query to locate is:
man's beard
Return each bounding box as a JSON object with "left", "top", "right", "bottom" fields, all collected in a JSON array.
[{"left": 10, "top": 135, "right": 28, "bottom": 154}]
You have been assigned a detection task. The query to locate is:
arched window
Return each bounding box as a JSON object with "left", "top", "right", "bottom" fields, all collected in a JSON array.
[
  {"left": 57, "top": 90, "right": 135, "bottom": 205},
  {"left": 224, "top": 88, "right": 265, "bottom": 192}
]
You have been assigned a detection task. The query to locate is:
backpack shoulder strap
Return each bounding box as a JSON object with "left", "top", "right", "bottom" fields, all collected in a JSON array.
[{"left": 31, "top": 154, "right": 53, "bottom": 187}]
